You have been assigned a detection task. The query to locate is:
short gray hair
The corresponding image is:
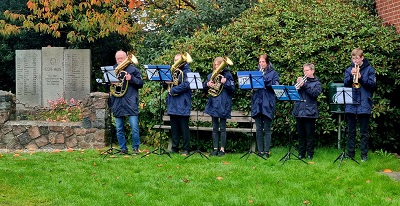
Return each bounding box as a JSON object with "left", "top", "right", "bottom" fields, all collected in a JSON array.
[{"left": 303, "top": 63, "right": 315, "bottom": 70}]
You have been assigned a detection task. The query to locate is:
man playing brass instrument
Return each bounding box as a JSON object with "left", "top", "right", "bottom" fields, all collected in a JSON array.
[
  {"left": 344, "top": 48, "right": 376, "bottom": 162},
  {"left": 165, "top": 54, "right": 192, "bottom": 155},
  {"left": 292, "top": 63, "right": 322, "bottom": 160},
  {"left": 110, "top": 50, "right": 143, "bottom": 155}
]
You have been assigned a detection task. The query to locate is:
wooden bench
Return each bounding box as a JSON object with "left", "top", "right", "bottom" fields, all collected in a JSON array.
[{"left": 153, "top": 111, "right": 257, "bottom": 152}]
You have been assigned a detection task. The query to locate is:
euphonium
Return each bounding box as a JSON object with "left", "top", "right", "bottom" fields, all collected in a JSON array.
[
  {"left": 208, "top": 57, "right": 233, "bottom": 97},
  {"left": 352, "top": 64, "right": 361, "bottom": 89},
  {"left": 294, "top": 75, "right": 307, "bottom": 90},
  {"left": 168, "top": 52, "right": 192, "bottom": 92},
  {"left": 110, "top": 54, "right": 139, "bottom": 97}
]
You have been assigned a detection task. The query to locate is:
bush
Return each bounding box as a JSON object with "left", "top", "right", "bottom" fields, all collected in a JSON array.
[
  {"left": 138, "top": 0, "right": 400, "bottom": 152},
  {"left": 28, "top": 98, "right": 83, "bottom": 122}
]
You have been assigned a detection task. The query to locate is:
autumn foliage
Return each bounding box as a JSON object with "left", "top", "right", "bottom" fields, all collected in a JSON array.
[{"left": 1, "top": 0, "right": 143, "bottom": 42}]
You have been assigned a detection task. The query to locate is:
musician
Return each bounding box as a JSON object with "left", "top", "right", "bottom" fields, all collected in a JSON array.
[
  {"left": 165, "top": 54, "right": 192, "bottom": 155},
  {"left": 344, "top": 48, "right": 376, "bottom": 162},
  {"left": 251, "top": 54, "right": 279, "bottom": 158},
  {"left": 292, "top": 63, "right": 322, "bottom": 160},
  {"left": 203, "top": 57, "right": 235, "bottom": 157},
  {"left": 110, "top": 50, "right": 143, "bottom": 155}
]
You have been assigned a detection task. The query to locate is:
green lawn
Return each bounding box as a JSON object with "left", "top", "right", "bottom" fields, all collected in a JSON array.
[{"left": 0, "top": 147, "right": 399, "bottom": 206}]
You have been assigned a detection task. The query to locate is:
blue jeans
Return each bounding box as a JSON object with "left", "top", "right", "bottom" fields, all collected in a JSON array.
[{"left": 115, "top": 115, "right": 140, "bottom": 151}]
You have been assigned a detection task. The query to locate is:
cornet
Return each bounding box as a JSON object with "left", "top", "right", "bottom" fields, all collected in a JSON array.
[
  {"left": 294, "top": 75, "right": 307, "bottom": 90},
  {"left": 352, "top": 64, "right": 361, "bottom": 88}
]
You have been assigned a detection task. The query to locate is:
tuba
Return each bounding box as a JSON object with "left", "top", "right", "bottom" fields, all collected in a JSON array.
[
  {"left": 110, "top": 54, "right": 139, "bottom": 97},
  {"left": 208, "top": 57, "right": 233, "bottom": 97},
  {"left": 168, "top": 52, "right": 193, "bottom": 92},
  {"left": 352, "top": 64, "right": 361, "bottom": 89}
]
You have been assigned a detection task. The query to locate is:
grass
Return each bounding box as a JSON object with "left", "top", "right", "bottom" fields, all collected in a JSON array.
[{"left": 0, "top": 147, "right": 399, "bottom": 206}]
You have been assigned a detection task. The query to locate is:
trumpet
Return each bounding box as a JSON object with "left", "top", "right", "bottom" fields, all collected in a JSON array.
[
  {"left": 352, "top": 64, "right": 361, "bottom": 88},
  {"left": 294, "top": 75, "right": 307, "bottom": 90}
]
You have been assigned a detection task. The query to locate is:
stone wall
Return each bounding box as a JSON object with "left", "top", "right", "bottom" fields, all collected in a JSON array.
[
  {"left": 0, "top": 91, "right": 110, "bottom": 151},
  {"left": 376, "top": 0, "right": 400, "bottom": 34}
]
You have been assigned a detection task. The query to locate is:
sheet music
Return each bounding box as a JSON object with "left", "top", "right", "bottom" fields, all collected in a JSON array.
[
  {"left": 187, "top": 72, "right": 203, "bottom": 89},
  {"left": 144, "top": 65, "right": 172, "bottom": 81},
  {"left": 237, "top": 71, "right": 264, "bottom": 89},
  {"left": 333, "top": 87, "right": 353, "bottom": 104},
  {"left": 101, "top": 66, "right": 119, "bottom": 83},
  {"left": 271, "top": 85, "right": 302, "bottom": 101}
]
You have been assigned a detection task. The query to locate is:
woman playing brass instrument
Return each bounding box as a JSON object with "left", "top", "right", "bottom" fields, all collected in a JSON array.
[
  {"left": 292, "top": 63, "right": 322, "bottom": 160},
  {"left": 344, "top": 48, "right": 376, "bottom": 162},
  {"left": 251, "top": 54, "right": 279, "bottom": 158},
  {"left": 203, "top": 57, "right": 235, "bottom": 156}
]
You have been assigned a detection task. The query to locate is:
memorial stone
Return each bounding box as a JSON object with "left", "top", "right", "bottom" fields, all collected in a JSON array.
[
  {"left": 41, "top": 47, "right": 64, "bottom": 107},
  {"left": 64, "top": 49, "right": 91, "bottom": 101}
]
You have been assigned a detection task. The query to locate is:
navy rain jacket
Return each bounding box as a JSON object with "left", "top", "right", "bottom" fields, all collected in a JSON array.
[
  {"left": 251, "top": 64, "right": 280, "bottom": 119},
  {"left": 166, "top": 63, "right": 192, "bottom": 116},
  {"left": 203, "top": 68, "right": 235, "bottom": 119},
  {"left": 344, "top": 58, "right": 376, "bottom": 114},
  {"left": 110, "top": 64, "right": 144, "bottom": 117},
  {"left": 292, "top": 76, "right": 322, "bottom": 118}
]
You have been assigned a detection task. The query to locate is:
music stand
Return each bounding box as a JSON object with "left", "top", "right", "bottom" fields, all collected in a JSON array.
[
  {"left": 184, "top": 72, "right": 209, "bottom": 160},
  {"left": 332, "top": 87, "right": 360, "bottom": 167},
  {"left": 141, "top": 65, "right": 173, "bottom": 158},
  {"left": 98, "top": 66, "right": 122, "bottom": 160},
  {"left": 272, "top": 85, "right": 307, "bottom": 165},
  {"left": 237, "top": 71, "right": 267, "bottom": 160}
]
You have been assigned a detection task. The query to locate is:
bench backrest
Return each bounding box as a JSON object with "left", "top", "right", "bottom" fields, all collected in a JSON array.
[{"left": 162, "top": 111, "right": 254, "bottom": 123}]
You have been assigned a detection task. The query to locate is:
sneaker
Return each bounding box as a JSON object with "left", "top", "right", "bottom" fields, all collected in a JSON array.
[
  {"left": 258, "top": 152, "right": 264, "bottom": 157},
  {"left": 118, "top": 150, "right": 128, "bottom": 155},
  {"left": 218, "top": 151, "right": 225, "bottom": 157},
  {"left": 361, "top": 156, "right": 368, "bottom": 162},
  {"left": 210, "top": 150, "right": 218, "bottom": 156},
  {"left": 132, "top": 148, "right": 139, "bottom": 155}
]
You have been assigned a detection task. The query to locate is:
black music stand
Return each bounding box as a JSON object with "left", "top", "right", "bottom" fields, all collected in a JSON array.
[
  {"left": 332, "top": 87, "right": 360, "bottom": 167},
  {"left": 141, "top": 65, "right": 173, "bottom": 158},
  {"left": 272, "top": 85, "right": 307, "bottom": 165},
  {"left": 237, "top": 71, "right": 267, "bottom": 160},
  {"left": 98, "top": 66, "right": 122, "bottom": 160},
  {"left": 184, "top": 72, "right": 209, "bottom": 160}
]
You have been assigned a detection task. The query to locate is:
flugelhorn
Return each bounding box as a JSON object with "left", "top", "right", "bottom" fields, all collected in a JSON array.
[
  {"left": 294, "top": 75, "right": 307, "bottom": 90},
  {"left": 352, "top": 64, "right": 361, "bottom": 88},
  {"left": 110, "top": 54, "right": 138, "bottom": 97}
]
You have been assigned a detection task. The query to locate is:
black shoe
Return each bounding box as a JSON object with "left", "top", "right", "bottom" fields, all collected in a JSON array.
[
  {"left": 218, "top": 151, "right": 225, "bottom": 157},
  {"left": 307, "top": 155, "right": 313, "bottom": 160},
  {"left": 210, "top": 150, "right": 218, "bottom": 156},
  {"left": 132, "top": 148, "right": 139, "bottom": 155},
  {"left": 118, "top": 150, "right": 128, "bottom": 155},
  {"left": 182, "top": 150, "right": 189, "bottom": 156},
  {"left": 169, "top": 149, "right": 178, "bottom": 154},
  {"left": 265, "top": 151, "right": 270, "bottom": 158},
  {"left": 361, "top": 156, "right": 368, "bottom": 162},
  {"left": 258, "top": 152, "right": 264, "bottom": 157},
  {"left": 345, "top": 154, "right": 354, "bottom": 159},
  {"left": 298, "top": 154, "right": 304, "bottom": 159}
]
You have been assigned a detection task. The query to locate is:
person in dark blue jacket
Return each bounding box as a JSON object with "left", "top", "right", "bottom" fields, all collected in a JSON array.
[
  {"left": 203, "top": 57, "right": 235, "bottom": 157},
  {"left": 166, "top": 54, "right": 192, "bottom": 155},
  {"left": 251, "top": 54, "right": 279, "bottom": 158},
  {"left": 110, "top": 50, "right": 143, "bottom": 155},
  {"left": 344, "top": 48, "right": 376, "bottom": 162},
  {"left": 292, "top": 63, "right": 322, "bottom": 160}
]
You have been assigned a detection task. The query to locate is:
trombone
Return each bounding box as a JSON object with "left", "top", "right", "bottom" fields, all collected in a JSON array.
[{"left": 294, "top": 75, "right": 307, "bottom": 90}]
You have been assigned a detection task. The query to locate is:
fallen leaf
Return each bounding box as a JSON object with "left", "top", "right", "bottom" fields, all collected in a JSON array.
[
  {"left": 383, "top": 169, "right": 392, "bottom": 173},
  {"left": 308, "top": 161, "right": 315, "bottom": 164},
  {"left": 123, "top": 155, "right": 130, "bottom": 158},
  {"left": 303, "top": 200, "right": 310, "bottom": 204},
  {"left": 168, "top": 175, "right": 172, "bottom": 178},
  {"left": 66, "top": 148, "right": 74, "bottom": 152},
  {"left": 13, "top": 153, "right": 20, "bottom": 157},
  {"left": 17, "top": 150, "right": 23, "bottom": 153},
  {"left": 386, "top": 197, "right": 392, "bottom": 201},
  {"left": 142, "top": 149, "right": 149, "bottom": 153},
  {"left": 248, "top": 199, "right": 254, "bottom": 204},
  {"left": 125, "top": 193, "right": 133, "bottom": 197},
  {"left": 366, "top": 180, "right": 371, "bottom": 183},
  {"left": 93, "top": 162, "right": 97, "bottom": 166},
  {"left": 158, "top": 164, "right": 163, "bottom": 167},
  {"left": 252, "top": 166, "right": 256, "bottom": 169},
  {"left": 216, "top": 176, "right": 223, "bottom": 180},
  {"left": 223, "top": 161, "right": 229, "bottom": 165},
  {"left": 182, "top": 178, "right": 189, "bottom": 183},
  {"left": 109, "top": 155, "right": 117, "bottom": 158},
  {"left": 52, "top": 149, "right": 61, "bottom": 153}
]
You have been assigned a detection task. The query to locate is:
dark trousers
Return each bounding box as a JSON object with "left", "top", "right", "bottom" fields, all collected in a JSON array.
[
  {"left": 296, "top": 117, "right": 316, "bottom": 157},
  {"left": 170, "top": 115, "right": 190, "bottom": 151},
  {"left": 254, "top": 114, "right": 272, "bottom": 153},
  {"left": 212, "top": 116, "right": 227, "bottom": 149},
  {"left": 347, "top": 113, "right": 370, "bottom": 157}
]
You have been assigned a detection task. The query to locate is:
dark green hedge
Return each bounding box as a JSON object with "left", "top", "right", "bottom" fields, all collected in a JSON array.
[{"left": 138, "top": 0, "right": 400, "bottom": 152}]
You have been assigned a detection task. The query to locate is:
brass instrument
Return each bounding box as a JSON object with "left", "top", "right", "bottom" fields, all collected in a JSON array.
[
  {"left": 110, "top": 54, "right": 139, "bottom": 97},
  {"left": 168, "top": 52, "right": 192, "bottom": 92},
  {"left": 352, "top": 64, "right": 361, "bottom": 89},
  {"left": 294, "top": 75, "right": 307, "bottom": 90},
  {"left": 208, "top": 57, "right": 233, "bottom": 97}
]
